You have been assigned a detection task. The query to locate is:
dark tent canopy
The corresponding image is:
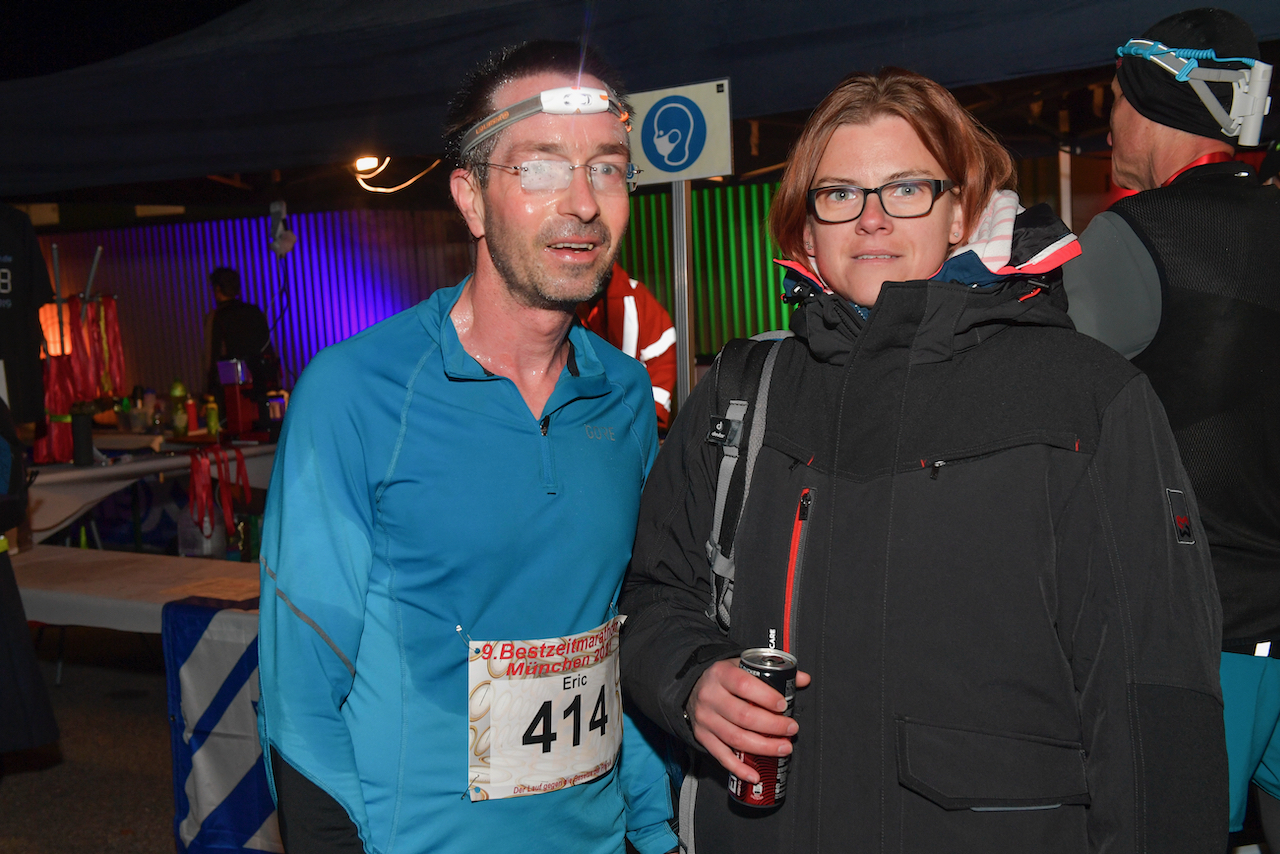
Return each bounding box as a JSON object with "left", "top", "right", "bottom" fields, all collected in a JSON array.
[{"left": 2, "top": 0, "right": 1278, "bottom": 196}]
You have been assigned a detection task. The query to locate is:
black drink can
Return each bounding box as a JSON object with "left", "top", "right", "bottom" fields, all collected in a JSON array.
[{"left": 727, "top": 648, "right": 797, "bottom": 808}]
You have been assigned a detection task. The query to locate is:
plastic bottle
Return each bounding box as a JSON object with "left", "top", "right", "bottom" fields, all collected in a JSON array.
[
  {"left": 205, "top": 395, "right": 220, "bottom": 440},
  {"left": 170, "top": 379, "right": 189, "bottom": 437},
  {"left": 117, "top": 395, "right": 132, "bottom": 432}
]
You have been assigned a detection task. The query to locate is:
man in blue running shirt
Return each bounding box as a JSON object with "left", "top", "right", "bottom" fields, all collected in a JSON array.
[{"left": 258, "top": 41, "right": 677, "bottom": 854}]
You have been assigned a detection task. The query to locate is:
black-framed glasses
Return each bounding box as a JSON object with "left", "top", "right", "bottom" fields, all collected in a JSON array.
[
  {"left": 483, "top": 160, "right": 641, "bottom": 194},
  {"left": 807, "top": 179, "right": 956, "bottom": 223}
]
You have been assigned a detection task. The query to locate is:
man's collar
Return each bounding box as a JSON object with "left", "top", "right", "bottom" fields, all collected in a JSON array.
[{"left": 1161, "top": 151, "right": 1236, "bottom": 187}]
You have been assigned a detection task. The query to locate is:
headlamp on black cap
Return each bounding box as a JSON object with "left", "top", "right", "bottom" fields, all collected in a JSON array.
[
  {"left": 1117, "top": 39, "right": 1273, "bottom": 146},
  {"left": 460, "top": 87, "right": 631, "bottom": 158}
]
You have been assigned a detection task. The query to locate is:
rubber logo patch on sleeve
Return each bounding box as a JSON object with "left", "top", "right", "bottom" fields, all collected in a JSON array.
[{"left": 1166, "top": 489, "right": 1195, "bottom": 544}]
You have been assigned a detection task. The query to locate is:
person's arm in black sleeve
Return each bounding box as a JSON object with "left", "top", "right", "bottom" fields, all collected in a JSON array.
[
  {"left": 1058, "top": 375, "right": 1227, "bottom": 853},
  {"left": 270, "top": 747, "right": 363, "bottom": 853},
  {"left": 619, "top": 364, "right": 742, "bottom": 747}
]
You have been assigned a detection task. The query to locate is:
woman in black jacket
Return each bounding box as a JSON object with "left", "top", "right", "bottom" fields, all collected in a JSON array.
[{"left": 619, "top": 67, "right": 1227, "bottom": 853}]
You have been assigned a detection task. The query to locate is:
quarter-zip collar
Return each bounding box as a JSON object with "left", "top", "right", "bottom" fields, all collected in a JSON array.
[{"left": 419, "top": 279, "right": 613, "bottom": 413}]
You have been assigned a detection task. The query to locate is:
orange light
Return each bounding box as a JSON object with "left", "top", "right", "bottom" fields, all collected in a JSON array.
[
  {"left": 39, "top": 302, "right": 73, "bottom": 357},
  {"left": 354, "top": 156, "right": 382, "bottom": 173}
]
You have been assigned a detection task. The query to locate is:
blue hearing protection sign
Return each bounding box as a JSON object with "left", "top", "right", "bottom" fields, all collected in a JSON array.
[{"left": 630, "top": 79, "right": 732, "bottom": 186}]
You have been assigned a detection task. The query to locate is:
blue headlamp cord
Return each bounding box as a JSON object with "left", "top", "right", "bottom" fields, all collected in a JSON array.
[{"left": 1117, "top": 38, "right": 1273, "bottom": 146}]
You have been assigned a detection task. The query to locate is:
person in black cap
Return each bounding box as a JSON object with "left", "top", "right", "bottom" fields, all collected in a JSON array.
[{"left": 1063, "top": 8, "right": 1280, "bottom": 841}]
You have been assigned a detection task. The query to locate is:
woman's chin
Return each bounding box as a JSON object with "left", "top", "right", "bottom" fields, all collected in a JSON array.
[{"left": 828, "top": 280, "right": 885, "bottom": 308}]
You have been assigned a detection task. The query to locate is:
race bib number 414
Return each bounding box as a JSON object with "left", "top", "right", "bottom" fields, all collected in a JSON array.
[{"left": 467, "top": 616, "right": 624, "bottom": 801}]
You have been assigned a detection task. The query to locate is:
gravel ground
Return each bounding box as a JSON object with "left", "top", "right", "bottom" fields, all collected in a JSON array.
[
  {"left": 1, "top": 625, "right": 1271, "bottom": 854},
  {"left": 0, "top": 626, "right": 172, "bottom": 854}
]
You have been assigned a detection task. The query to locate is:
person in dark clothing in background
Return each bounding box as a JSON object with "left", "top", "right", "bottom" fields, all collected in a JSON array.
[
  {"left": 0, "top": 396, "right": 58, "bottom": 760},
  {"left": 204, "top": 266, "right": 280, "bottom": 411},
  {"left": 1062, "top": 8, "right": 1280, "bottom": 842},
  {"left": 0, "top": 205, "right": 55, "bottom": 446}
]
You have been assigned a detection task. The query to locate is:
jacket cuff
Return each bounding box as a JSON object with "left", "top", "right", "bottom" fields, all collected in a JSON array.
[
  {"left": 669, "top": 642, "right": 743, "bottom": 748},
  {"left": 627, "top": 820, "right": 679, "bottom": 854}
]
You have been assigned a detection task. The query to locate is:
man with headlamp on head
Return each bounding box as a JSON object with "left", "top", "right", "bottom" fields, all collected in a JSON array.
[
  {"left": 1064, "top": 8, "right": 1280, "bottom": 841},
  {"left": 257, "top": 41, "right": 676, "bottom": 854}
]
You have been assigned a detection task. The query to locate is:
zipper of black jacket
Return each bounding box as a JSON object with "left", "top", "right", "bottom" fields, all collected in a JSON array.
[{"left": 783, "top": 488, "right": 813, "bottom": 653}]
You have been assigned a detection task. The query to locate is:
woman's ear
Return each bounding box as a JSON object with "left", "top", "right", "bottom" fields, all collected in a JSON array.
[{"left": 948, "top": 194, "right": 965, "bottom": 246}]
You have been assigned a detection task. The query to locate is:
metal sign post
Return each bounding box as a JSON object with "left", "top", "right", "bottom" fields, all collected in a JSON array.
[
  {"left": 671, "top": 180, "right": 695, "bottom": 405},
  {"left": 630, "top": 79, "right": 732, "bottom": 409}
]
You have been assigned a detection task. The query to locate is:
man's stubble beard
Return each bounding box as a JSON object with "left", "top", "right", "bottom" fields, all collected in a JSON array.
[{"left": 484, "top": 209, "right": 620, "bottom": 312}]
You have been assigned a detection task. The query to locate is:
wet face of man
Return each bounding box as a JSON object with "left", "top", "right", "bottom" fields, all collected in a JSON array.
[{"left": 473, "top": 72, "right": 632, "bottom": 310}]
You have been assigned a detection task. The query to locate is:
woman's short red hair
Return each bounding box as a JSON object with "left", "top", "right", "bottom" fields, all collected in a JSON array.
[{"left": 770, "top": 67, "right": 1015, "bottom": 269}]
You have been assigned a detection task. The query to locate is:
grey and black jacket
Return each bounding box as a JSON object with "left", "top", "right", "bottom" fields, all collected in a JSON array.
[{"left": 620, "top": 207, "right": 1227, "bottom": 853}]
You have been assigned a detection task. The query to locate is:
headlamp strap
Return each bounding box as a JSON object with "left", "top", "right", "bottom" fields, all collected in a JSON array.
[
  {"left": 1117, "top": 38, "right": 1273, "bottom": 145},
  {"left": 460, "top": 87, "right": 629, "bottom": 157}
]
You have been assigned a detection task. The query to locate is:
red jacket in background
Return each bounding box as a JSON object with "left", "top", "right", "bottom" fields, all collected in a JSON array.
[{"left": 579, "top": 264, "right": 677, "bottom": 431}]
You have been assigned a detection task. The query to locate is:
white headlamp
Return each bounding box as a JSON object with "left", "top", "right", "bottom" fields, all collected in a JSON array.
[
  {"left": 460, "top": 86, "right": 630, "bottom": 157},
  {"left": 1117, "top": 38, "right": 1273, "bottom": 146}
]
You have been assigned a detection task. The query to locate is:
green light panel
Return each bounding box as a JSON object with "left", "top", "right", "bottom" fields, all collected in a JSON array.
[{"left": 620, "top": 182, "right": 791, "bottom": 358}]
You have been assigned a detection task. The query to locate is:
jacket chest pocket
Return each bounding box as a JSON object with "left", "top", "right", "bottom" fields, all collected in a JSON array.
[{"left": 912, "top": 430, "right": 1084, "bottom": 480}]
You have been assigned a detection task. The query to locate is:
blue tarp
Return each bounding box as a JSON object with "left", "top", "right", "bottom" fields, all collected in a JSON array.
[{"left": 1, "top": 0, "right": 1278, "bottom": 195}]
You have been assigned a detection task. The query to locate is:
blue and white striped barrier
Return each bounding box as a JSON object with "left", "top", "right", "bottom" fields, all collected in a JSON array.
[{"left": 163, "top": 600, "right": 280, "bottom": 853}]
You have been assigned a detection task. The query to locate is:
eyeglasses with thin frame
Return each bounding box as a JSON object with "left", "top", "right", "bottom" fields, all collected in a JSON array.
[
  {"left": 483, "top": 160, "right": 642, "bottom": 194},
  {"left": 807, "top": 179, "right": 956, "bottom": 224}
]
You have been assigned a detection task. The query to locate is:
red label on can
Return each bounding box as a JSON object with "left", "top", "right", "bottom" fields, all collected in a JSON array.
[{"left": 729, "top": 750, "right": 789, "bottom": 807}]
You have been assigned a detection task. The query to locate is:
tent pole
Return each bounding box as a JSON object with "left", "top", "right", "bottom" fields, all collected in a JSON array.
[
  {"left": 1058, "top": 108, "right": 1073, "bottom": 231},
  {"left": 52, "top": 243, "right": 65, "bottom": 356}
]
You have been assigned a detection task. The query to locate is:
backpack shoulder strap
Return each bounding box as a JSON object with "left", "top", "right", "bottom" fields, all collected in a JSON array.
[{"left": 703, "top": 331, "right": 790, "bottom": 631}]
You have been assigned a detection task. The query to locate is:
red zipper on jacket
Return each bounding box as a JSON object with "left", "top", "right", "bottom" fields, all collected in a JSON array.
[{"left": 782, "top": 488, "right": 812, "bottom": 653}]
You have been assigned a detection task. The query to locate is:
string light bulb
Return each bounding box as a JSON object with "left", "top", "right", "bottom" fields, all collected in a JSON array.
[{"left": 350, "top": 155, "right": 439, "bottom": 194}]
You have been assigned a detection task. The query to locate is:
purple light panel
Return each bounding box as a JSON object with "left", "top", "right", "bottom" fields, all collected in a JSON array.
[{"left": 38, "top": 209, "right": 473, "bottom": 393}]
